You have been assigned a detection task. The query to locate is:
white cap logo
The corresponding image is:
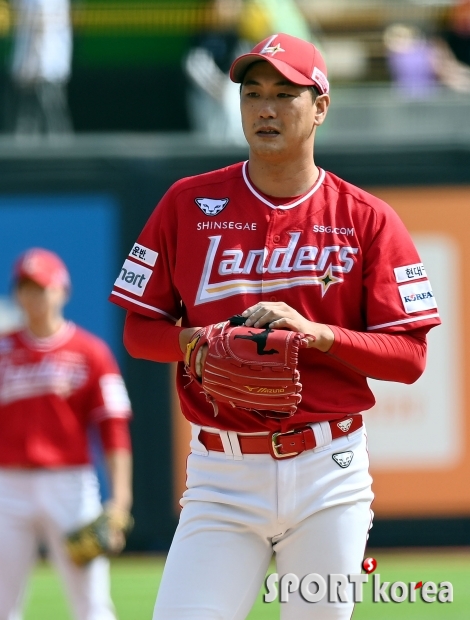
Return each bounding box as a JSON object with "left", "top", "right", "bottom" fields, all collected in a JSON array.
[{"left": 261, "top": 35, "right": 285, "bottom": 56}]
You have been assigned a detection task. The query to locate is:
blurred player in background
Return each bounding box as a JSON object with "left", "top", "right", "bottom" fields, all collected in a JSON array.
[
  {"left": 184, "top": 0, "right": 250, "bottom": 145},
  {"left": 6, "top": 0, "right": 73, "bottom": 136},
  {"left": 384, "top": 22, "right": 470, "bottom": 96},
  {"left": 184, "top": 0, "right": 316, "bottom": 144},
  {"left": 0, "top": 248, "right": 132, "bottom": 620}
]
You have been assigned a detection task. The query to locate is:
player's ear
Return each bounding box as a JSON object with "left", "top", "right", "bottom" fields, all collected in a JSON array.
[
  {"left": 313, "top": 94, "right": 330, "bottom": 126},
  {"left": 62, "top": 287, "right": 71, "bottom": 306},
  {"left": 55, "top": 284, "right": 71, "bottom": 309}
]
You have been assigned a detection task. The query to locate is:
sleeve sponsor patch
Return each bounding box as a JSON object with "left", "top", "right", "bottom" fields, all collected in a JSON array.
[
  {"left": 129, "top": 243, "right": 158, "bottom": 266},
  {"left": 99, "top": 374, "right": 131, "bottom": 413},
  {"left": 394, "top": 262, "right": 426, "bottom": 283},
  {"left": 114, "top": 259, "right": 152, "bottom": 297},
  {"left": 398, "top": 280, "right": 437, "bottom": 314}
]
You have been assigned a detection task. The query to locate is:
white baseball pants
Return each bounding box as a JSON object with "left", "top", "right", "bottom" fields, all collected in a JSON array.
[
  {"left": 0, "top": 466, "right": 116, "bottom": 620},
  {"left": 154, "top": 424, "right": 374, "bottom": 620}
]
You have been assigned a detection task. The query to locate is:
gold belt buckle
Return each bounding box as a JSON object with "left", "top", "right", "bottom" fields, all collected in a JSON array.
[{"left": 271, "top": 430, "right": 300, "bottom": 459}]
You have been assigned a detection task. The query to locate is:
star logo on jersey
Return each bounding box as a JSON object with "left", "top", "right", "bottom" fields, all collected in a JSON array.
[
  {"left": 332, "top": 451, "right": 354, "bottom": 469},
  {"left": 318, "top": 265, "right": 343, "bottom": 296},
  {"left": 195, "top": 198, "right": 229, "bottom": 217},
  {"left": 260, "top": 36, "right": 285, "bottom": 56}
]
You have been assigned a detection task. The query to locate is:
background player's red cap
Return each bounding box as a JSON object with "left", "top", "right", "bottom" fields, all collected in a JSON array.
[
  {"left": 230, "top": 33, "right": 329, "bottom": 94},
  {"left": 13, "top": 248, "right": 71, "bottom": 290}
]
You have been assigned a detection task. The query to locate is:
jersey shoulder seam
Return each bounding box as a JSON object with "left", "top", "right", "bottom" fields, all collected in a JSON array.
[
  {"left": 323, "top": 173, "right": 391, "bottom": 217},
  {"left": 323, "top": 174, "right": 385, "bottom": 248},
  {"left": 169, "top": 162, "right": 244, "bottom": 200}
]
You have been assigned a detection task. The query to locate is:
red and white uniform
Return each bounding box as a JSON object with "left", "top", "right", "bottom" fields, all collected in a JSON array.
[
  {"left": 0, "top": 321, "right": 131, "bottom": 467},
  {"left": 0, "top": 321, "right": 131, "bottom": 620},
  {"left": 111, "top": 161, "right": 440, "bottom": 620},
  {"left": 110, "top": 161, "right": 440, "bottom": 430}
]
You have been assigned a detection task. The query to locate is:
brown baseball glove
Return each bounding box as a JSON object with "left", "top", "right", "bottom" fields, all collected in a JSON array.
[
  {"left": 64, "top": 508, "right": 134, "bottom": 566},
  {"left": 185, "top": 315, "right": 311, "bottom": 418}
]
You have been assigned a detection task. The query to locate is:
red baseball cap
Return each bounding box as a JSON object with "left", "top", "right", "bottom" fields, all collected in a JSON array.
[
  {"left": 230, "top": 33, "right": 329, "bottom": 94},
  {"left": 13, "top": 248, "right": 71, "bottom": 290}
]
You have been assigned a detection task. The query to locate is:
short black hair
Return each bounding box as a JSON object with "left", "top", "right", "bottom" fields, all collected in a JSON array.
[{"left": 309, "top": 86, "right": 321, "bottom": 101}]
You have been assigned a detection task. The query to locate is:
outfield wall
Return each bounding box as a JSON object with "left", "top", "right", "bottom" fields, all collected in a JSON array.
[{"left": 0, "top": 135, "right": 469, "bottom": 548}]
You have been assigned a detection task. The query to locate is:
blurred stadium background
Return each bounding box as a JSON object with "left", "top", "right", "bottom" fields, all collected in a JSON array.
[{"left": 0, "top": 0, "right": 469, "bottom": 617}]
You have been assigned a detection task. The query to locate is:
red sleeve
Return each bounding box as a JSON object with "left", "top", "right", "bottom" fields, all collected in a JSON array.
[
  {"left": 361, "top": 199, "right": 440, "bottom": 333},
  {"left": 327, "top": 325, "right": 428, "bottom": 384},
  {"left": 108, "top": 184, "right": 181, "bottom": 322},
  {"left": 123, "top": 311, "right": 185, "bottom": 363},
  {"left": 97, "top": 418, "right": 132, "bottom": 452}
]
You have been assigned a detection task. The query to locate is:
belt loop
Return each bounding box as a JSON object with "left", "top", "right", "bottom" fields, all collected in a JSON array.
[
  {"left": 227, "top": 431, "right": 243, "bottom": 460},
  {"left": 320, "top": 421, "right": 333, "bottom": 446},
  {"left": 311, "top": 421, "right": 333, "bottom": 451},
  {"left": 219, "top": 431, "right": 234, "bottom": 459}
]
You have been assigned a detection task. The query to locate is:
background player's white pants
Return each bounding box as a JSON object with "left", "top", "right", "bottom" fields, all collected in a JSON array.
[
  {"left": 0, "top": 467, "right": 116, "bottom": 620},
  {"left": 154, "top": 425, "right": 374, "bottom": 620}
]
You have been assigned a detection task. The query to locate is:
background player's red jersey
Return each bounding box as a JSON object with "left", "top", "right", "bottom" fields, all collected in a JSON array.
[
  {"left": 0, "top": 322, "right": 131, "bottom": 467},
  {"left": 110, "top": 162, "right": 441, "bottom": 431}
]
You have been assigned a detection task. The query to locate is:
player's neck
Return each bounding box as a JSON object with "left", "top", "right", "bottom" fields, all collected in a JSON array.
[
  {"left": 26, "top": 315, "right": 66, "bottom": 339},
  {"left": 247, "top": 155, "right": 319, "bottom": 198}
]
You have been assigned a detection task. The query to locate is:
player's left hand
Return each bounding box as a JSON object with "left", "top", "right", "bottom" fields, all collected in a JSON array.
[
  {"left": 241, "top": 302, "right": 334, "bottom": 352},
  {"left": 103, "top": 503, "right": 132, "bottom": 554}
]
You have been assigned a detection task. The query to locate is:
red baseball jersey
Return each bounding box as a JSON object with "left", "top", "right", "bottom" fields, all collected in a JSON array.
[
  {"left": 0, "top": 322, "right": 132, "bottom": 467},
  {"left": 110, "top": 161, "right": 441, "bottom": 432}
]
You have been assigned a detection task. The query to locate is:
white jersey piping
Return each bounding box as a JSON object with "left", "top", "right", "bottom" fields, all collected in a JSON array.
[
  {"left": 111, "top": 291, "right": 178, "bottom": 322},
  {"left": 367, "top": 313, "right": 440, "bottom": 331},
  {"left": 242, "top": 161, "right": 325, "bottom": 210}
]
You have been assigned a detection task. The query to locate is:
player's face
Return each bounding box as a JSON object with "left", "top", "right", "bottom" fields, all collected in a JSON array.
[
  {"left": 240, "top": 62, "right": 329, "bottom": 160},
  {"left": 16, "top": 279, "right": 67, "bottom": 323}
]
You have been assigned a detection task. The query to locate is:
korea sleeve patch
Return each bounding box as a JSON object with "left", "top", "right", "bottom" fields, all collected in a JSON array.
[
  {"left": 398, "top": 280, "right": 437, "bottom": 314},
  {"left": 115, "top": 259, "right": 152, "bottom": 297},
  {"left": 129, "top": 243, "right": 158, "bottom": 266},
  {"left": 394, "top": 263, "right": 426, "bottom": 283}
]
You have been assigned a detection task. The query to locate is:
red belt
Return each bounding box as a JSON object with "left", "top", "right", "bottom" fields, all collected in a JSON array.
[{"left": 198, "top": 415, "right": 363, "bottom": 460}]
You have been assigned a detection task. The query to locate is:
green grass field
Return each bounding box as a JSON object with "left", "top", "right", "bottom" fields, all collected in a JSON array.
[{"left": 23, "top": 550, "right": 470, "bottom": 619}]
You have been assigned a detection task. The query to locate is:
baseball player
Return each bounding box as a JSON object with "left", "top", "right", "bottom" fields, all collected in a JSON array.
[
  {"left": 110, "top": 33, "right": 441, "bottom": 619},
  {"left": 0, "top": 248, "right": 133, "bottom": 620}
]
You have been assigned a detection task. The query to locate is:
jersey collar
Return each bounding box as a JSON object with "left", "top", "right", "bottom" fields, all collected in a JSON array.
[
  {"left": 242, "top": 160, "right": 325, "bottom": 210},
  {"left": 19, "top": 321, "right": 76, "bottom": 352}
]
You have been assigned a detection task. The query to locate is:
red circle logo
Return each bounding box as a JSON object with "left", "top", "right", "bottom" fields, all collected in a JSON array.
[{"left": 362, "top": 557, "right": 377, "bottom": 574}]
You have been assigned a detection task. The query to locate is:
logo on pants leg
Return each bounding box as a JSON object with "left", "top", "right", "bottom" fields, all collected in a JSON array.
[{"left": 332, "top": 451, "right": 354, "bottom": 468}]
